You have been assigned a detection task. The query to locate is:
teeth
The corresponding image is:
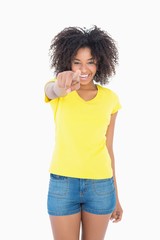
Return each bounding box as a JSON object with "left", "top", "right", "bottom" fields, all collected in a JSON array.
[{"left": 80, "top": 74, "right": 88, "bottom": 78}]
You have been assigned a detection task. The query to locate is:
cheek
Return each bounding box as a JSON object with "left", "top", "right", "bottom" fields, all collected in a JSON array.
[
  {"left": 71, "top": 65, "right": 79, "bottom": 71},
  {"left": 90, "top": 65, "right": 97, "bottom": 74}
]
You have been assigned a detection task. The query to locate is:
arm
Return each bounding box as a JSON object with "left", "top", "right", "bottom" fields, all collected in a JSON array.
[
  {"left": 44, "top": 70, "right": 81, "bottom": 101},
  {"left": 44, "top": 79, "right": 70, "bottom": 100},
  {"left": 44, "top": 81, "right": 59, "bottom": 100},
  {"left": 106, "top": 112, "right": 123, "bottom": 223}
]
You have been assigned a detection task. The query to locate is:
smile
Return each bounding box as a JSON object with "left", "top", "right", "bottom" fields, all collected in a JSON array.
[{"left": 80, "top": 74, "right": 89, "bottom": 80}]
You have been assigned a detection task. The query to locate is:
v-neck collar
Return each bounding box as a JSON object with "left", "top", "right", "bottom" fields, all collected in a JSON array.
[{"left": 74, "top": 84, "right": 100, "bottom": 103}]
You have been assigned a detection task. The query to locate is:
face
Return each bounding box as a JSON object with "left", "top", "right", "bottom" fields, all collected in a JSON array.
[{"left": 71, "top": 47, "right": 97, "bottom": 85}]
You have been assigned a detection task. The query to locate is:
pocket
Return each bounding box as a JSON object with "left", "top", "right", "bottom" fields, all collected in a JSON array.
[
  {"left": 48, "top": 174, "right": 69, "bottom": 196},
  {"left": 93, "top": 177, "right": 115, "bottom": 196},
  {"left": 50, "top": 173, "right": 68, "bottom": 180}
]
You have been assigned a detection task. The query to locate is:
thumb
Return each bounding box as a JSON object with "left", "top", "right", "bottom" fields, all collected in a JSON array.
[{"left": 72, "top": 70, "right": 81, "bottom": 82}]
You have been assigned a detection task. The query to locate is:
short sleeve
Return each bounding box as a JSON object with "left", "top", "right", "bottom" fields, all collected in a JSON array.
[
  {"left": 45, "top": 94, "right": 51, "bottom": 103},
  {"left": 111, "top": 93, "right": 122, "bottom": 114}
]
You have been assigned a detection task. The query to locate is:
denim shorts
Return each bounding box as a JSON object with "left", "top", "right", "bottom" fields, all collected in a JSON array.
[{"left": 47, "top": 174, "right": 116, "bottom": 216}]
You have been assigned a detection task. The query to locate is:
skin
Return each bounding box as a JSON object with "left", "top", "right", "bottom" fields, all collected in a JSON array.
[
  {"left": 48, "top": 47, "right": 123, "bottom": 239},
  {"left": 106, "top": 112, "right": 123, "bottom": 223}
]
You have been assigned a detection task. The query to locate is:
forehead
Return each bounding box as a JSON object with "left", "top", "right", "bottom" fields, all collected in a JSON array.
[{"left": 74, "top": 47, "right": 92, "bottom": 59}]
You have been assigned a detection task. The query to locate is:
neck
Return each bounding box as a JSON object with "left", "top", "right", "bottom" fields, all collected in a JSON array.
[{"left": 79, "top": 82, "right": 97, "bottom": 90}]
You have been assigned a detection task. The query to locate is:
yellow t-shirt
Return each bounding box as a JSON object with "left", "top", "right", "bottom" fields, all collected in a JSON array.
[{"left": 45, "top": 81, "right": 121, "bottom": 179}]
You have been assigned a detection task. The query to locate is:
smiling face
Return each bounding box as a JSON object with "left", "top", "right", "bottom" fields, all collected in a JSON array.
[{"left": 71, "top": 47, "right": 97, "bottom": 86}]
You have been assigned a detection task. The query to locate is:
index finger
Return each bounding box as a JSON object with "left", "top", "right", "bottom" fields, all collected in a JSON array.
[{"left": 72, "top": 70, "right": 81, "bottom": 83}]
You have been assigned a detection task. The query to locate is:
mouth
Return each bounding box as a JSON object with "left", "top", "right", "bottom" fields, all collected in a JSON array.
[{"left": 79, "top": 74, "right": 89, "bottom": 80}]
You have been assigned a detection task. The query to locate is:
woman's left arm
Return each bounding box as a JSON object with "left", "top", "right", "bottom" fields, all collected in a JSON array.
[{"left": 106, "top": 112, "right": 123, "bottom": 223}]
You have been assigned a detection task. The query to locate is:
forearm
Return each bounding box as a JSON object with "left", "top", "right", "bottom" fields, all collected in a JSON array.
[
  {"left": 108, "top": 148, "right": 120, "bottom": 202},
  {"left": 44, "top": 82, "right": 59, "bottom": 100},
  {"left": 45, "top": 81, "right": 68, "bottom": 100},
  {"left": 44, "top": 70, "right": 81, "bottom": 101}
]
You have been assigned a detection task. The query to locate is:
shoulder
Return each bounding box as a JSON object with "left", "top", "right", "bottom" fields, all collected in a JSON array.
[
  {"left": 97, "top": 84, "right": 120, "bottom": 99},
  {"left": 97, "top": 84, "right": 122, "bottom": 113}
]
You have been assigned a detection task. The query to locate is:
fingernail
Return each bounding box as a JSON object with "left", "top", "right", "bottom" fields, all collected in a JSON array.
[{"left": 66, "top": 88, "right": 71, "bottom": 94}]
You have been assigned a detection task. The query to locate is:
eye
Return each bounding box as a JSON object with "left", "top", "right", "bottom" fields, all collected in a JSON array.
[
  {"left": 88, "top": 61, "right": 96, "bottom": 65},
  {"left": 73, "top": 61, "right": 80, "bottom": 65}
]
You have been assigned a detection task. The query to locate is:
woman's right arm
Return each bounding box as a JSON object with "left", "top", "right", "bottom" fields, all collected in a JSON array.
[
  {"left": 44, "top": 70, "right": 81, "bottom": 100},
  {"left": 44, "top": 81, "right": 59, "bottom": 100}
]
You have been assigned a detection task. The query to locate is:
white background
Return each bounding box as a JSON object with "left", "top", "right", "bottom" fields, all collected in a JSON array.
[{"left": 0, "top": 0, "right": 160, "bottom": 239}]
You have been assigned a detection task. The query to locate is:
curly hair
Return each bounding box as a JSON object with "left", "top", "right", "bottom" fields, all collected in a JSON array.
[{"left": 49, "top": 25, "right": 119, "bottom": 84}]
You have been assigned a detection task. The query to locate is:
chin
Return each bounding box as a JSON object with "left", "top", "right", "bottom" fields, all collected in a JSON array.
[{"left": 80, "top": 79, "right": 93, "bottom": 85}]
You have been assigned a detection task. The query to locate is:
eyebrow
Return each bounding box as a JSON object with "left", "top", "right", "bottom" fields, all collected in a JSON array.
[{"left": 73, "top": 58, "right": 94, "bottom": 61}]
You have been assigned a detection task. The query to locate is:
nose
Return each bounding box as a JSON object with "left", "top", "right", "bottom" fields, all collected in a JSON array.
[{"left": 79, "top": 64, "right": 88, "bottom": 72}]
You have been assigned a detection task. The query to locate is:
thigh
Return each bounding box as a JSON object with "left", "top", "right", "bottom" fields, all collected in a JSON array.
[
  {"left": 81, "top": 211, "right": 111, "bottom": 240},
  {"left": 50, "top": 212, "right": 81, "bottom": 240}
]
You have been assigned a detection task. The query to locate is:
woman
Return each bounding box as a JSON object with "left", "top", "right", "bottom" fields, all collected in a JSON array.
[{"left": 44, "top": 25, "right": 123, "bottom": 240}]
